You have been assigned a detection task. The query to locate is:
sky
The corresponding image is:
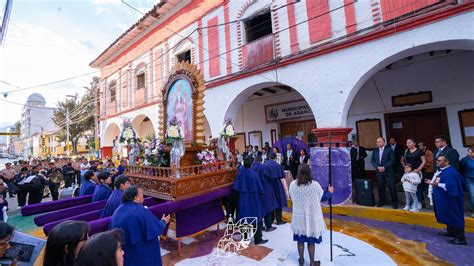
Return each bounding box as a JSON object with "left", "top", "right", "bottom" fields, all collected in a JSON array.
[{"left": 0, "top": 0, "right": 156, "bottom": 127}]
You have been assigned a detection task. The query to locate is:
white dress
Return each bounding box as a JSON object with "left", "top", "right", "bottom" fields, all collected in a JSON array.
[{"left": 289, "top": 180, "right": 327, "bottom": 239}]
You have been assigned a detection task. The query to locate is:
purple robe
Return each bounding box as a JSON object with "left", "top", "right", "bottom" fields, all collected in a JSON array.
[
  {"left": 100, "top": 189, "right": 123, "bottom": 218},
  {"left": 79, "top": 180, "right": 96, "bottom": 196},
  {"left": 233, "top": 167, "right": 265, "bottom": 220},
  {"left": 263, "top": 160, "right": 288, "bottom": 208},
  {"left": 251, "top": 162, "right": 278, "bottom": 213},
  {"left": 91, "top": 184, "right": 112, "bottom": 202},
  {"left": 433, "top": 166, "right": 467, "bottom": 228},
  {"left": 110, "top": 202, "right": 166, "bottom": 266}
]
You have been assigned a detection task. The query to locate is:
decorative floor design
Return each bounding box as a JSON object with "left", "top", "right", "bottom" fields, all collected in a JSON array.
[{"left": 9, "top": 208, "right": 470, "bottom": 265}]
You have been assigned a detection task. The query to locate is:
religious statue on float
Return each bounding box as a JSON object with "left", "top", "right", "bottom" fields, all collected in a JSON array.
[
  {"left": 218, "top": 118, "right": 236, "bottom": 162},
  {"left": 166, "top": 116, "right": 185, "bottom": 177},
  {"left": 119, "top": 118, "right": 141, "bottom": 166}
]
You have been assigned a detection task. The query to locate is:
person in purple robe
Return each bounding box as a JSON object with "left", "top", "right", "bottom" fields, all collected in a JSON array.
[
  {"left": 79, "top": 170, "right": 97, "bottom": 196},
  {"left": 425, "top": 155, "right": 467, "bottom": 245},
  {"left": 233, "top": 156, "right": 268, "bottom": 245},
  {"left": 91, "top": 171, "right": 113, "bottom": 202},
  {"left": 100, "top": 175, "right": 131, "bottom": 218},
  {"left": 263, "top": 153, "right": 288, "bottom": 226},
  {"left": 251, "top": 156, "right": 277, "bottom": 232},
  {"left": 110, "top": 186, "right": 171, "bottom": 266}
]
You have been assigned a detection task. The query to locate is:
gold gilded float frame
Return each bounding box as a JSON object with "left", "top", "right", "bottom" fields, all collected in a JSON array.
[{"left": 161, "top": 62, "right": 206, "bottom": 146}]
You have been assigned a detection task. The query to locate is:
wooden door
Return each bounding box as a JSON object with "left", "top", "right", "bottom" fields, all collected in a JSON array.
[
  {"left": 385, "top": 108, "right": 449, "bottom": 152},
  {"left": 234, "top": 133, "right": 246, "bottom": 154},
  {"left": 280, "top": 120, "right": 317, "bottom": 143}
]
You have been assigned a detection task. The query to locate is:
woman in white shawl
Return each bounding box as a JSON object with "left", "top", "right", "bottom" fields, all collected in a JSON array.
[{"left": 289, "top": 164, "right": 333, "bottom": 266}]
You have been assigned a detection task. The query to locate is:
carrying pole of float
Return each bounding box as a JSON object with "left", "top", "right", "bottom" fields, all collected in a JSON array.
[{"left": 328, "top": 132, "right": 333, "bottom": 262}]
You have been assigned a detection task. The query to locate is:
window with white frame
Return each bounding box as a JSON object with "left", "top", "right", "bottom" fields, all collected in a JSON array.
[
  {"left": 109, "top": 80, "right": 117, "bottom": 102},
  {"left": 135, "top": 65, "right": 146, "bottom": 90}
]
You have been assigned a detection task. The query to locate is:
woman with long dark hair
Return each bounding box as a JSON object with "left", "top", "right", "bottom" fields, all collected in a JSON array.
[
  {"left": 43, "top": 221, "right": 89, "bottom": 266},
  {"left": 289, "top": 164, "right": 333, "bottom": 266},
  {"left": 76, "top": 229, "right": 124, "bottom": 266},
  {"left": 401, "top": 138, "right": 426, "bottom": 208}
]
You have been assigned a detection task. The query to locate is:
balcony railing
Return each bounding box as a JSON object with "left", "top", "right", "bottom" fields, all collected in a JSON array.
[
  {"left": 126, "top": 160, "right": 235, "bottom": 179},
  {"left": 125, "top": 160, "right": 237, "bottom": 201},
  {"left": 242, "top": 35, "right": 274, "bottom": 70}
]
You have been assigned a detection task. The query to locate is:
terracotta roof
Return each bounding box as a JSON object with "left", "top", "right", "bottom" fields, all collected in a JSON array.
[{"left": 89, "top": 0, "right": 181, "bottom": 69}]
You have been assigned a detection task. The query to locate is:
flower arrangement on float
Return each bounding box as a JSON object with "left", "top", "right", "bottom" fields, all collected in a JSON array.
[
  {"left": 119, "top": 119, "right": 138, "bottom": 145},
  {"left": 197, "top": 149, "right": 216, "bottom": 165},
  {"left": 197, "top": 149, "right": 217, "bottom": 172},
  {"left": 166, "top": 116, "right": 184, "bottom": 143},
  {"left": 220, "top": 118, "right": 236, "bottom": 138},
  {"left": 166, "top": 116, "right": 185, "bottom": 177},
  {"left": 143, "top": 137, "right": 168, "bottom": 167}
]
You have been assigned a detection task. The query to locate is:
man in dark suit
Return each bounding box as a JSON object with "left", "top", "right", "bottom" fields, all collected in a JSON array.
[
  {"left": 434, "top": 136, "right": 460, "bottom": 171},
  {"left": 351, "top": 141, "right": 367, "bottom": 179},
  {"left": 242, "top": 145, "right": 252, "bottom": 160},
  {"left": 371, "top": 137, "right": 398, "bottom": 208},
  {"left": 253, "top": 146, "right": 263, "bottom": 159},
  {"left": 389, "top": 137, "right": 404, "bottom": 178},
  {"left": 283, "top": 143, "right": 298, "bottom": 179}
]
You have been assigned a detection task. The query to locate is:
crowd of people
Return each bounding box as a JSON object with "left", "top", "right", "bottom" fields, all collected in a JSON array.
[
  {"left": 0, "top": 182, "right": 170, "bottom": 266},
  {"left": 0, "top": 157, "right": 128, "bottom": 209},
  {"left": 235, "top": 142, "right": 309, "bottom": 179},
  {"left": 231, "top": 147, "right": 331, "bottom": 265},
  {"left": 354, "top": 136, "right": 472, "bottom": 245},
  {"left": 0, "top": 135, "right": 470, "bottom": 264}
]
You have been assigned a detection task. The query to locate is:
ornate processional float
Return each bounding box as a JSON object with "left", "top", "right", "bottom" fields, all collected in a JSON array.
[{"left": 125, "top": 62, "right": 237, "bottom": 201}]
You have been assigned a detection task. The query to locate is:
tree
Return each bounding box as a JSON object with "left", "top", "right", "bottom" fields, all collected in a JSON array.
[
  {"left": 52, "top": 77, "right": 98, "bottom": 155},
  {"left": 83, "top": 77, "right": 100, "bottom": 152}
]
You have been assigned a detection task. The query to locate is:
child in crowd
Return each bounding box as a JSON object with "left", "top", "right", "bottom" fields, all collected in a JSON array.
[{"left": 401, "top": 164, "right": 421, "bottom": 212}]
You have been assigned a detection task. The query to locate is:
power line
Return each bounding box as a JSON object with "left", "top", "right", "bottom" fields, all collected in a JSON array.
[
  {"left": 97, "top": 0, "right": 446, "bottom": 116},
  {"left": 2, "top": 0, "right": 437, "bottom": 96},
  {"left": 0, "top": 0, "right": 303, "bottom": 94}
]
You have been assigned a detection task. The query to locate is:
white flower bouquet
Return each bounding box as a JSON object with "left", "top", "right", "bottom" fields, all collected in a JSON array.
[
  {"left": 220, "top": 118, "right": 236, "bottom": 138},
  {"left": 166, "top": 116, "right": 184, "bottom": 144},
  {"left": 119, "top": 119, "right": 137, "bottom": 145}
]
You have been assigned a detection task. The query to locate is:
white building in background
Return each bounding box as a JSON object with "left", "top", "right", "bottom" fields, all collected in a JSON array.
[
  {"left": 91, "top": 0, "right": 474, "bottom": 167},
  {"left": 20, "top": 93, "right": 55, "bottom": 158}
]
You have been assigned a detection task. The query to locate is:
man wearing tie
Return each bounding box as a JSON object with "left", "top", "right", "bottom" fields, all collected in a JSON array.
[
  {"left": 434, "top": 136, "right": 460, "bottom": 171},
  {"left": 371, "top": 137, "right": 397, "bottom": 208},
  {"left": 351, "top": 141, "right": 367, "bottom": 179}
]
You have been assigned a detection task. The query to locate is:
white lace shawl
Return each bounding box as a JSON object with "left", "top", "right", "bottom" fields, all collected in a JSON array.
[{"left": 289, "top": 180, "right": 326, "bottom": 238}]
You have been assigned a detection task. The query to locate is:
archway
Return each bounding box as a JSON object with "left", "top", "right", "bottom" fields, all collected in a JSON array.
[
  {"left": 222, "top": 82, "right": 317, "bottom": 153},
  {"left": 343, "top": 40, "right": 474, "bottom": 153},
  {"left": 132, "top": 114, "right": 156, "bottom": 140},
  {"left": 103, "top": 122, "right": 120, "bottom": 147},
  {"left": 202, "top": 115, "right": 212, "bottom": 144}
]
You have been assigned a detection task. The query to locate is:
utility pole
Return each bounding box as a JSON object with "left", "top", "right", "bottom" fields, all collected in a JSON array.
[
  {"left": 65, "top": 95, "right": 76, "bottom": 157},
  {"left": 94, "top": 80, "right": 99, "bottom": 156},
  {"left": 66, "top": 106, "right": 70, "bottom": 157}
]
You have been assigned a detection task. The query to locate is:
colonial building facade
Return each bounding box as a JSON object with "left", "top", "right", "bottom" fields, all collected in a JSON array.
[{"left": 91, "top": 0, "right": 474, "bottom": 164}]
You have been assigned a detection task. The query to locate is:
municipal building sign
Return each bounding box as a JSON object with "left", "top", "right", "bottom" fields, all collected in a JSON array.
[{"left": 265, "top": 100, "right": 313, "bottom": 123}]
